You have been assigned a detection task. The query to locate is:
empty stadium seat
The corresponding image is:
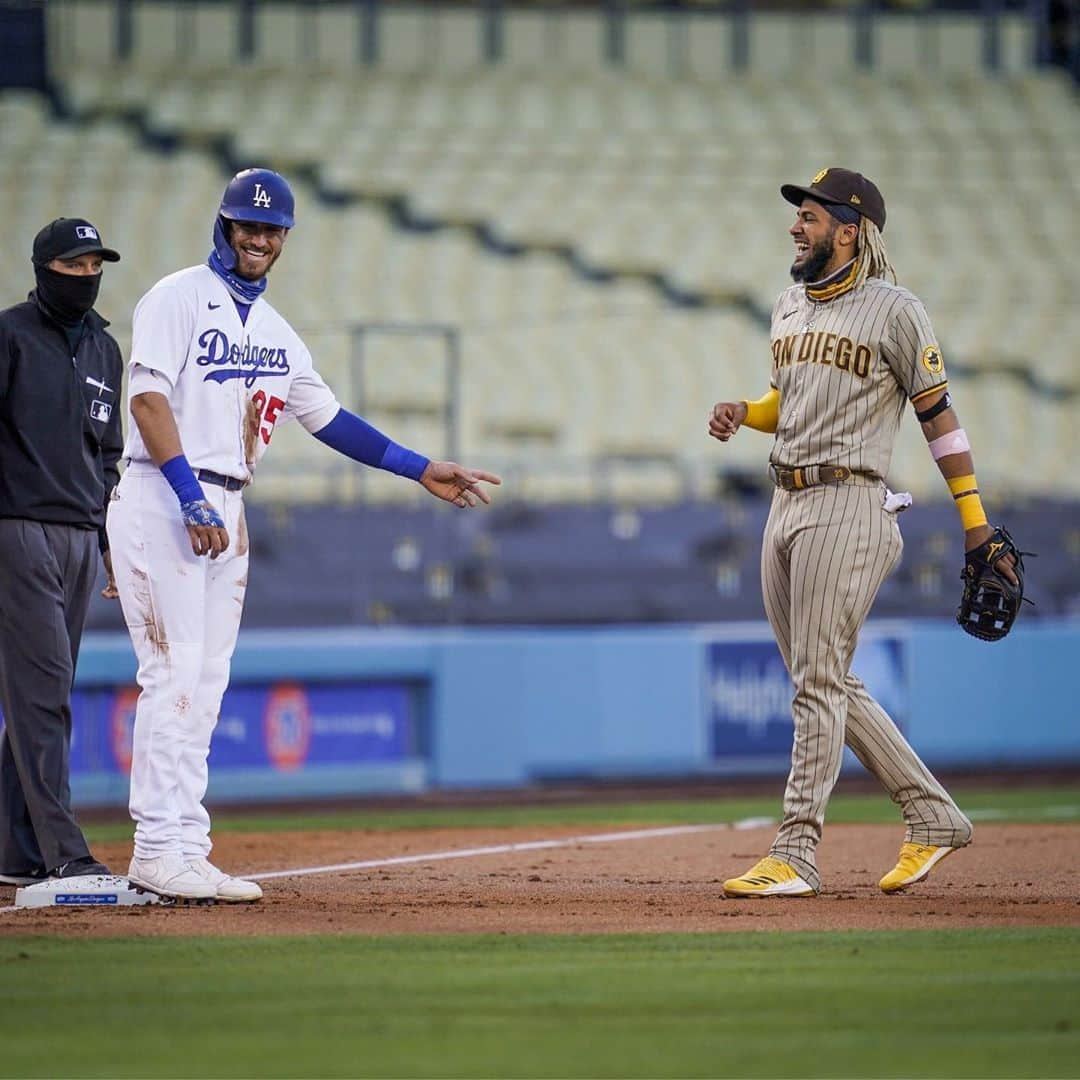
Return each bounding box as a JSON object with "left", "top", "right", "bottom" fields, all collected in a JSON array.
[{"left": 3, "top": 48, "right": 1076, "bottom": 504}]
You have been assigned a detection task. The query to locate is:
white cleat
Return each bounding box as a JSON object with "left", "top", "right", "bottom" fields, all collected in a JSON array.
[
  {"left": 187, "top": 857, "right": 263, "bottom": 903},
  {"left": 127, "top": 853, "right": 217, "bottom": 901}
]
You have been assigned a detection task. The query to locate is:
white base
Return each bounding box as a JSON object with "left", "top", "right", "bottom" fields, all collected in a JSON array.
[{"left": 14, "top": 874, "right": 162, "bottom": 908}]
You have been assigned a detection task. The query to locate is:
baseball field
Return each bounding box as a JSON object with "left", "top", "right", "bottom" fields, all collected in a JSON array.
[{"left": 1, "top": 782, "right": 1077, "bottom": 1078}]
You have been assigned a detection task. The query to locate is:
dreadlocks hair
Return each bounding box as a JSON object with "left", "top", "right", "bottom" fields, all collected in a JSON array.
[{"left": 852, "top": 216, "right": 895, "bottom": 288}]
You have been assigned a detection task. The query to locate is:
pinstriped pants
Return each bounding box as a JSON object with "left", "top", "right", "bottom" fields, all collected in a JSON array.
[{"left": 760, "top": 479, "right": 972, "bottom": 891}]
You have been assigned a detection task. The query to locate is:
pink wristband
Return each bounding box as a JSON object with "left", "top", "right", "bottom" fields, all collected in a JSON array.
[{"left": 929, "top": 428, "right": 970, "bottom": 461}]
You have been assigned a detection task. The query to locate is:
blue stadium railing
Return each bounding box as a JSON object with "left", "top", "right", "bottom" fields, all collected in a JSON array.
[{"left": 81, "top": 496, "right": 1078, "bottom": 629}]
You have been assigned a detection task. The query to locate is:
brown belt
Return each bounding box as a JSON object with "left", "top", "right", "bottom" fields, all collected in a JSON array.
[{"left": 769, "top": 464, "right": 873, "bottom": 491}]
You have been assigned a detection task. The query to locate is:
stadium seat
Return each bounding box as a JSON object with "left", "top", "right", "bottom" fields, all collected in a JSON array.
[{"left": 4, "top": 50, "right": 1075, "bottom": 504}]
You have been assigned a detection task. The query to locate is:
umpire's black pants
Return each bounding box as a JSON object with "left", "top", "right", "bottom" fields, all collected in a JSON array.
[{"left": 0, "top": 520, "right": 97, "bottom": 873}]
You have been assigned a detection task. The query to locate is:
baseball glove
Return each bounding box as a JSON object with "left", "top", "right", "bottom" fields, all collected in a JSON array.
[{"left": 956, "top": 526, "right": 1030, "bottom": 641}]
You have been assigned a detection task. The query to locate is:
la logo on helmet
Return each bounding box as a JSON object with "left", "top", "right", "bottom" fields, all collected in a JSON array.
[{"left": 252, "top": 183, "right": 272, "bottom": 208}]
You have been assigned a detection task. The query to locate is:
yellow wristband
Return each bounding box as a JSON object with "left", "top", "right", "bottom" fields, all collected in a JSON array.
[
  {"left": 955, "top": 493, "right": 988, "bottom": 531},
  {"left": 742, "top": 388, "right": 780, "bottom": 434},
  {"left": 947, "top": 473, "right": 988, "bottom": 529},
  {"left": 946, "top": 473, "right": 978, "bottom": 498}
]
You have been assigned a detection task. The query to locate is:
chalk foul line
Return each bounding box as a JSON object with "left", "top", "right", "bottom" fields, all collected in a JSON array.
[
  {"left": 0, "top": 817, "right": 777, "bottom": 911},
  {"left": 246, "top": 817, "right": 776, "bottom": 882}
]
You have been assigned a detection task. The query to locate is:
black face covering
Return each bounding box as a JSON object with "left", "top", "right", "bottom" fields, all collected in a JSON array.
[{"left": 34, "top": 265, "right": 101, "bottom": 325}]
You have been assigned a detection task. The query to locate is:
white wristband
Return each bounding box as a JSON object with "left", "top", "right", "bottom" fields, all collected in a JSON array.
[{"left": 928, "top": 427, "right": 971, "bottom": 461}]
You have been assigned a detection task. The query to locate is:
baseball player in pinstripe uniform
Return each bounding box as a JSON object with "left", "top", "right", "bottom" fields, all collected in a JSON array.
[{"left": 709, "top": 168, "right": 1019, "bottom": 897}]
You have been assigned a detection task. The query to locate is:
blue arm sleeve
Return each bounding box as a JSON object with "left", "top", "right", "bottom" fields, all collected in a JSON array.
[{"left": 312, "top": 408, "right": 430, "bottom": 481}]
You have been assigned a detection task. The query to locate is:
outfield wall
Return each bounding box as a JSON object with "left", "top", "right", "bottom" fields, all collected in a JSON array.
[{"left": 47, "top": 619, "right": 1080, "bottom": 807}]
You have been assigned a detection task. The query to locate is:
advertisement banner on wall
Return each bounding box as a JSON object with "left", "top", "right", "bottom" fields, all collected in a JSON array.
[
  {"left": 706, "top": 631, "right": 907, "bottom": 769},
  {"left": 3, "top": 681, "right": 419, "bottom": 779}
]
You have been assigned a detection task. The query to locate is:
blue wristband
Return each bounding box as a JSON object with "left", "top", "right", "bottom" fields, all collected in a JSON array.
[
  {"left": 313, "top": 409, "right": 430, "bottom": 481},
  {"left": 379, "top": 442, "right": 430, "bottom": 482},
  {"left": 160, "top": 454, "right": 206, "bottom": 506}
]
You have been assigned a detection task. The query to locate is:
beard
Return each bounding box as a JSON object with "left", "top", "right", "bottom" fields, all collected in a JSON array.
[
  {"left": 231, "top": 245, "right": 279, "bottom": 280},
  {"left": 790, "top": 231, "right": 836, "bottom": 283}
]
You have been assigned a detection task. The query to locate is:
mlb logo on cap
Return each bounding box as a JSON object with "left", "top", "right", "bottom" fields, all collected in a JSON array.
[{"left": 32, "top": 217, "right": 120, "bottom": 266}]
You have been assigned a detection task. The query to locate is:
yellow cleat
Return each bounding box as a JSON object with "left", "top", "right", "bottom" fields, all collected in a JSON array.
[
  {"left": 879, "top": 842, "right": 958, "bottom": 893},
  {"left": 722, "top": 855, "right": 816, "bottom": 898}
]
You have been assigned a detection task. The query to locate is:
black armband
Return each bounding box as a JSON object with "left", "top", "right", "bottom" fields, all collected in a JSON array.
[{"left": 915, "top": 391, "right": 952, "bottom": 423}]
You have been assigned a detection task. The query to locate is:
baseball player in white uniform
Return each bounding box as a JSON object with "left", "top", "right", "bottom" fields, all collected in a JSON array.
[{"left": 107, "top": 169, "right": 500, "bottom": 902}]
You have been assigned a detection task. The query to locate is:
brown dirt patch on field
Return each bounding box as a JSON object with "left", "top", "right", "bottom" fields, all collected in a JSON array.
[{"left": 2, "top": 822, "right": 1077, "bottom": 937}]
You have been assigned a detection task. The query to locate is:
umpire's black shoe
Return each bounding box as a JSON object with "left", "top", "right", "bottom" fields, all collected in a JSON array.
[
  {"left": 52, "top": 856, "right": 111, "bottom": 878},
  {"left": 0, "top": 867, "right": 48, "bottom": 886}
]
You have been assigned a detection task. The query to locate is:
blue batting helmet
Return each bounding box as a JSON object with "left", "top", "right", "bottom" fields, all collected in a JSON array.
[{"left": 218, "top": 168, "right": 295, "bottom": 228}]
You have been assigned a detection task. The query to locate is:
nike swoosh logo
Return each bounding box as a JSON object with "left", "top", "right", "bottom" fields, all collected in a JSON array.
[
  {"left": 208, "top": 302, "right": 221, "bottom": 310},
  {"left": 781, "top": 310, "right": 797, "bottom": 320}
]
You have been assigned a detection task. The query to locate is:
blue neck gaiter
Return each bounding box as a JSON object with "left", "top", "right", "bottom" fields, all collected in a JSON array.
[{"left": 207, "top": 217, "right": 267, "bottom": 304}]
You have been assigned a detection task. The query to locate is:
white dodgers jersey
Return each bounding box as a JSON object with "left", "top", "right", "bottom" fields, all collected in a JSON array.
[{"left": 122, "top": 265, "right": 339, "bottom": 480}]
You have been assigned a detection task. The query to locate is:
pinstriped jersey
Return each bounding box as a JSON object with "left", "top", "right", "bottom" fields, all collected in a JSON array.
[{"left": 767, "top": 278, "right": 946, "bottom": 479}]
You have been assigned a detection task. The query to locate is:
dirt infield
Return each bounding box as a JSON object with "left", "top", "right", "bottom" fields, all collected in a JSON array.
[{"left": 2, "top": 821, "right": 1077, "bottom": 937}]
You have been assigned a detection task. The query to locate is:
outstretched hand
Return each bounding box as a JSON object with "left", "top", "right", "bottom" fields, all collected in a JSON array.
[
  {"left": 420, "top": 461, "right": 502, "bottom": 508},
  {"left": 708, "top": 401, "right": 748, "bottom": 442}
]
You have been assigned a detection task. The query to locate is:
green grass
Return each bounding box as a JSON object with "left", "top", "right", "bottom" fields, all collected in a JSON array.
[
  {"left": 78, "top": 784, "right": 1080, "bottom": 844},
  {"left": 0, "top": 930, "right": 1076, "bottom": 1078}
]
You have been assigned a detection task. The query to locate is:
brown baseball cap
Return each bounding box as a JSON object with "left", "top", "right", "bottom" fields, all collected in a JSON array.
[{"left": 781, "top": 168, "right": 886, "bottom": 232}]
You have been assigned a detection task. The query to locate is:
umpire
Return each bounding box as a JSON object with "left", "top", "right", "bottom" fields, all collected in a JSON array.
[{"left": 0, "top": 218, "right": 123, "bottom": 884}]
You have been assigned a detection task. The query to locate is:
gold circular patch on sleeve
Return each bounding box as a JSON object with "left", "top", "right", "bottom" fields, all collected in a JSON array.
[{"left": 922, "top": 345, "right": 944, "bottom": 374}]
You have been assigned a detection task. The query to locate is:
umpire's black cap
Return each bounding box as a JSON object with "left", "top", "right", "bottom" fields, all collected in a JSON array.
[
  {"left": 32, "top": 217, "right": 120, "bottom": 266},
  {"left": 781, "top": 168, "right": 886, "bottom": 232}
]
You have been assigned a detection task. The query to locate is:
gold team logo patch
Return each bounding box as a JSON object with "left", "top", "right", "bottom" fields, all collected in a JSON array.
[
  {"left": 922, "top": 345, "right": 944, "bottom": 374},
  {"left": 812, "top": 168, "right": 829, "bottom": 184}
]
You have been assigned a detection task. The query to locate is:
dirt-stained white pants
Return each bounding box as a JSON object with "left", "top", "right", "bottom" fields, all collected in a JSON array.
[
  {"left": 761, "top": 479, "right": 972, "bottom": 891},
  {"left": 106, "top": 465, "right": 248, "bottom": 860}
]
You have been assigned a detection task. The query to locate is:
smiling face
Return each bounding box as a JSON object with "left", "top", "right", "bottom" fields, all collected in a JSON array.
[
  {"left": 227, "top": 220, "right": 287, "bottom": 280},
  {"left": 789, "top": 199, "right": 857, "bottom": 283}
]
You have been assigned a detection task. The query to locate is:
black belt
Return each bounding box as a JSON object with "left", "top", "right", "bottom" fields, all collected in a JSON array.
[
  {"left": 769, "top": 465, "right": 874, "bottom": 491},
  {"left": 196, "top": 468, "right": 246, "bottom": 492}
]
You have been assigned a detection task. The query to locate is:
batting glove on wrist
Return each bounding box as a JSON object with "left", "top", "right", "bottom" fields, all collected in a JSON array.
[{"left": 180, "top": 499, "right": 225, "bottom": 529}]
